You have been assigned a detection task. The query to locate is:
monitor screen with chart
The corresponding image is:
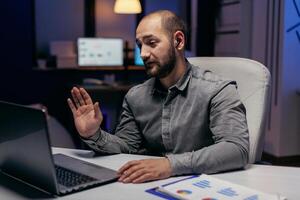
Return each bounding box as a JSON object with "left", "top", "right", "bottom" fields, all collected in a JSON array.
[{"left": 78, "top": 38, "right": 123, "bottom": 66}]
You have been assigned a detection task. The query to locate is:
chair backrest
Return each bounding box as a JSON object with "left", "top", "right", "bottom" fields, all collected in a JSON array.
[{"left": 187, "top": 57, "right": 271, "bottom": 164}]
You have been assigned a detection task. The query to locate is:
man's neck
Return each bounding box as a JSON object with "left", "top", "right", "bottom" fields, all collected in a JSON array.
[{"left": 159, "top": 58, "right": 187, "bottom": 89}]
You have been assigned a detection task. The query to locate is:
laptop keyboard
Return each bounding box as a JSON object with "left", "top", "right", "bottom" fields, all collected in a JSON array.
[{"left": 55, "top": 165, "right": 97, "bottom": 188}]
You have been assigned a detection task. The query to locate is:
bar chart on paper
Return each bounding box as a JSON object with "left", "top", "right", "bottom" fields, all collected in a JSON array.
[
  {"left": 157, "top": 175, "right": 281, "bottom": 200},
  {"left": 217, "top": 187, "right": 238, "bottom": 197},
  {"left": 193, "top": 179, "right": 211, "bottom": 188}
]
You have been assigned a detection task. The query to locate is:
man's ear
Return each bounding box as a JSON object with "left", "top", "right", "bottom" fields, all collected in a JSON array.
[
  {"left": 175, "top": 39, "right": 179, "bottom": 47},
  {"left": 173, "top": 31, "right": 185, "bottom": 50}
]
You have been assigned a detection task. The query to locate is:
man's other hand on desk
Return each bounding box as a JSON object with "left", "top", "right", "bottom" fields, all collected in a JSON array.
[{"left": 118, "top": 158, "right": 172, "bottom": 183}]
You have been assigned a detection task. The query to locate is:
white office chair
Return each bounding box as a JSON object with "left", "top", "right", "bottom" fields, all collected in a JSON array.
[{"left": 187, "top": 57, "right": 271, "bottom": 164}]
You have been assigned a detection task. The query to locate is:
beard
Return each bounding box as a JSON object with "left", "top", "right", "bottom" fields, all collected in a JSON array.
[{"left": 144, "top": 44, "right": 176, "bottom": 78}]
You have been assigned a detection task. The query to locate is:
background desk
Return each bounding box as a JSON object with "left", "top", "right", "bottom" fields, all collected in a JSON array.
[{"left": 0, "top": 147, "right": 299, "bottom": 200}]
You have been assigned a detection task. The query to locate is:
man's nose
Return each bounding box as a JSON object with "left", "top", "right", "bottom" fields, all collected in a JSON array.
[{"left": 140, "top": 46, "right": 150, "bottom": 60}]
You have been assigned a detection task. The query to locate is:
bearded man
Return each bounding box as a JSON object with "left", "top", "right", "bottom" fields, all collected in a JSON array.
[{"left": 68, "top": 10, "right": 249, "bottom": 184}]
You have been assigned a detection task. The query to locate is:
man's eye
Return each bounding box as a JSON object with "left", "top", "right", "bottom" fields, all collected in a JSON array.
[{"left": 148, "top": 40, "right": 156, "bottom": 46}]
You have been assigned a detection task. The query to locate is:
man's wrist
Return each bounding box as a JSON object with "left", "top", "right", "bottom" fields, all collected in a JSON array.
[
  {"left": 165, "top": 153, "right": 194, "bottom": 176},
  {"left": 163, "top": 157, "right": 172, "bottom": 177},
  {"left": 81, "top": 127, "right": 101, "bottom": 142},
  {"left": 165, "top": 155, "right": 176, "bottom": 176}
]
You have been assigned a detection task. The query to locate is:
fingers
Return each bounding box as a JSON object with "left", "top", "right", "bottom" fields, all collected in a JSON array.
[
  {"left": 73, "top": 87, "right": 86, "bottom": 106},
  {"left": 70, "top": 87, "right": 94, "bottom": 108},
  {"left": 68, "top": 87, "right": 104, "bottom": 122},
  {"left": 131, "top": 173, "right": 152, "bottom": 183},
  {"left": 79, "top": 87, "right": 93, "bottom": 105},
  {"left": 118, "top": 160, "right": 155, "bottom": 183},
  {"left": 94, "top": 102, "right": 102, "bottom": 119},
  {"left": 71, "top": 88, "right": 81, "bottom": 108},
  {"left": 118, "top": 159, "right": 172, "bottom": 184},
  {"left": 118, "top": 164, "right": 145, "bottom": 183},
  {"left": 118, "top": 165, "right": 154, "bottom": 183},
  {"left": 118, "top": 160, "right": 140, "bottom": 175},
  {"left": 67, "top": 98, "right": 76, "bottom": 115},
  {"left": 123, "top": 170, "right": 149, "bottom": 183}
]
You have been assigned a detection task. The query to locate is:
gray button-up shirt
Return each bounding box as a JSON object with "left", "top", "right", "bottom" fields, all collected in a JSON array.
[{"left": 83, "top": 61, "right": 249, "bottom": 175}]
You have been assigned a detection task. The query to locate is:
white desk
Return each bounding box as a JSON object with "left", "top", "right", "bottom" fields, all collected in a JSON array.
[{"left": 0, "top": 147, "right": 299, "bottom": 200}]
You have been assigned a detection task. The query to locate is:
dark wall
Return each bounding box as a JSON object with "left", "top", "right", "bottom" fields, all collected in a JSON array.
[
  {"left": 0, "top": 0, "right": 36, "bottom": 103},
  {"left": 0, "top": 1, "right": 82, "bottom": 147},
  {"left": 196, "top": 0, "right": 221, "bottom": 56},
  {"left": 1, "top": 0, "right": 35, "bottom": 69}
]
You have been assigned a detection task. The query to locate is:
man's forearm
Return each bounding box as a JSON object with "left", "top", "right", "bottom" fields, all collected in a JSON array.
[
  {"left": 82, "top": 129, "right": 132, "bottom": 154},
  {"left": 166, "top": 141, "right": 248, "bottom": 176}
]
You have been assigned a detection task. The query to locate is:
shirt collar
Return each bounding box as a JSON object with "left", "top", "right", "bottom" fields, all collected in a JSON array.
[
  {"left": 173, "top": 60, "right": 192, "bottom": 92},
  {"left": 150, "top": 59, "right": 192, "bottom": 95}
]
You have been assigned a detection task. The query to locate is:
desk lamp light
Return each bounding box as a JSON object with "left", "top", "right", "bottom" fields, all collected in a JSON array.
[{"left": 114, "top": 0, "right": 142, "bottom": 14}]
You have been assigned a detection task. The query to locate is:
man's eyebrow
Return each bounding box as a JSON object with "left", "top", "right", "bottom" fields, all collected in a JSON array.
[{"left": 136, "top": 34, "right": 158, "bottom": 42}]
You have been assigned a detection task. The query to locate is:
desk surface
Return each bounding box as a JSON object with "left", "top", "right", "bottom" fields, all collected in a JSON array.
[{"left": 1, "top": 147, "right": 299, "bottom": 200}]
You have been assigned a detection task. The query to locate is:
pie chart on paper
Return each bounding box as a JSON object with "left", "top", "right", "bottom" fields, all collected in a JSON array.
[
  {"left": 176, "top": 189, "right": 192, "bottom": 195},
  {"left": 201, "top": 198, "right": 218, "bottom": 200}
]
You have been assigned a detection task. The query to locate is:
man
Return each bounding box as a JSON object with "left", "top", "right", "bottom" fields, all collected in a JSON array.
[{"left": 68, "top": 10, "right": 249, "bottom": 184}]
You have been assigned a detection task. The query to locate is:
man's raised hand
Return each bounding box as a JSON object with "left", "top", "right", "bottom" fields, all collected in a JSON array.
[{"left": 67, "top": 87, "right": 103, "bottom": 138}]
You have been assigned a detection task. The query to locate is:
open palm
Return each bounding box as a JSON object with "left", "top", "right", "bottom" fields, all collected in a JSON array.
[{"left": 68, "top": 87, "right": 103, "bottom": 138}]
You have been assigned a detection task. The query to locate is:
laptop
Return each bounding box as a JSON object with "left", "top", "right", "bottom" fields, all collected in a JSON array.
[{"left": 0, "top": 101, "right": 118, "bottom": 195}]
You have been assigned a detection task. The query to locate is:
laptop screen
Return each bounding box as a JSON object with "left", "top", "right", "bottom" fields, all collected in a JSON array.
[
  {"left": 0, "top": 101, "right": 58, "bottom": 194},
  {"left": 0, "top": 101, "right": 118, "bottom": 195},
  {"left": 77, "top": 38, "right": 124, "bottom": 66}
]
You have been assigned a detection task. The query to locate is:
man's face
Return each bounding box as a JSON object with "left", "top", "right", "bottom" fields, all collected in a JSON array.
[{"left": 136, "top": 16, "right": 176, "bottom": 78}]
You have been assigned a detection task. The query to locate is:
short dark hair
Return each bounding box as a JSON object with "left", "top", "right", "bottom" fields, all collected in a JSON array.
[
  {"left": 144, "top": 10, "right": 187, "bottom": 41},
  {"left": 161, "top": 11, "right": 187, "bottom": 39}
]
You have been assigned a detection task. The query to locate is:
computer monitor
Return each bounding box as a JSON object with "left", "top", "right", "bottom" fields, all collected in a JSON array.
[
  {"left": 134, "top": 44, "right": 144, "bottom": 66},
  {"left": 77, "top": 38, "right": 123, "bottom": 66}
]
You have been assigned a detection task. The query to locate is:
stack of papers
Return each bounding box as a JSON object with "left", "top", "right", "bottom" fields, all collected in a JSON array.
[{"left": 147, "top": 175, "right": 286, "bottom": 200}]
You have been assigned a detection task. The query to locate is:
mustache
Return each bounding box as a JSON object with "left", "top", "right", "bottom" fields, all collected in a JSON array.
[{"left": 144, "top": 60, "right": 157, "bottom": 66}]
